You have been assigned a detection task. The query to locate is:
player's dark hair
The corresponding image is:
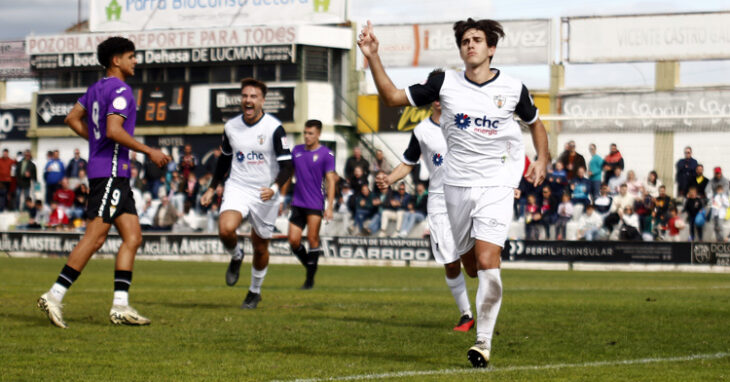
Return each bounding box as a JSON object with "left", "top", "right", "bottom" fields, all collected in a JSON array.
[
  {"left": 97, "top": 37, "right": 135, "bottom": 69},
  {"left": 453, "top": 18, "right": 504, "bottom": 48},
  {"left": 240, "top": 77, "right": 267, "bottom": 97},
  {"left": 305, "top": 119, "right": 323, "bottom": 131}
]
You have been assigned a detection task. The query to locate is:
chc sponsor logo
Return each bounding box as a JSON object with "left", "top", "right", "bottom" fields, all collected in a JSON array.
[
  {"left": 453, "top": 112, "right": 500, "bottom": 135},
  {"left": 236, "top": 150, "right": 264, "bottom": 163},
  {"left": 431, "top": 153, "right": 443, "bottom": 167}
]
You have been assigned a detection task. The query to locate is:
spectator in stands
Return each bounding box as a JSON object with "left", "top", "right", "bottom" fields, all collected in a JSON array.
[
  {"left": 633, "top": 188, "right": 655, "bottom": 231},
  {"left": 641, "top": 210, "right": 660, "bottom": 241},
  {"left": 370, "top": 149, "right": 392, "bottom": 174},
  {"left": 558, "top": 140, "right": 586, "bottom": 180},
  {"left": 344, "top": 147, "right": 370, "bottom": 181},
  {"left": 602, "top": 143, "right": 624, "bottom": 184},
  {"left": 69, "top": 168, "right": 88, "bottom": 190},
  {"left": 52, "top": 178, "right": 75, "bottom": 211},
  {"left": 69, "top": 183, "right": 88, "bottom": 222},
  {"left": 183, "top": 172, "right": 199, "bottom": 206},
  {"left": 203, "top": 146, "right": 221, "bottom": 176},
  {"left": 204, "top": 185, "right": 223, "bottom": 233},
  {"left": 138, "top": 194, "right": 157, "bottom": 231},
  {"left": 548, "top": 161, "right": 568, "bottom": 198},
  {"left": 129, "top": 167, "right": 144, "bottom": 192},
  {"left": 195, "top": 174, "right": 211, "bottom": 213},
  {"left": 538, "top": 185, "right": 558, "bottom": 239},
  {"left": 167, "top": 170, "right": 185, "bottom": 212},
  {"left": 710, "top": 184, "right": 729, "bottom": 242},
  {"left": 593, "top": 183, "right": 613, "bottom": 221},
  {"left": 367, "top": 173, "right": 389, "bottom": 235},
  {"left": 687, "top": 164, "right": 709, "bottom": 202},
  {"left": 175, "top": 200, "right": 201, "bottom": 232},
  {"left": 705, "top": 167, "right": 729, "bottom": 201},
  {"left": 605, "top": 183, "right": 635, "bottom": 234},
  {"left": 555, "top": 193, "right": 573, "bottom": 240},
  {"left": 664, "top": 207, "right": 684, "bottom": 242},
  {"left": 587, "top": 143, "right": 604, "bottom": 200},
  {"left": 675, "top": 146, "right": 697, "bottom": 199},
  {"left": 152, "top": 195, "right": 178, "bottom": 231},
  {"left": 47, "top": 200, "right": 69, "bottom": 230},
  {"left": 625, "top": 170, "right": 642, "bottom": 199},
  {"left": 577, "top": 204, "right": 603, "bottom": 241},
  {"left": 684, "top": 186, "right": 705, "bottom": 241},
  {"left": 144, "top": 146, "right": 166, "bottom": 198},
  {"left": 618, "top": 205, "right": 641, "bottom": 241},
  {"left": 643, "top": 170, "right": 662, "bottom": 198},
  {"left": 44, "top": 150, "right": 65, "bottom": 204},
  {"left": 0, "top": 148, "right": 15, "bottom": 212},
  {"left": 524, "top": 194, "right": 541, "bottom": 240},
  {"left": 353, "top": 184, "right": 376, "bottom": 235},
  {"left": 399, "top": 182, "right": 427, "bottom": 237},
  {"left": 65, "top": 148, "right": 87, "bottom": 179},
  {"left": 607, "top": 167, "right": 627, "bottom": 196},
  {"left": 15, "top": 150, "right": 36, "bottom": 210},
  {"left": 378, "top": 181, "right": 409, "bottom": 237},
  {"left": 348, "top": 166, "right": 368, "bottom": 198},
  {"left": 654, "top": 185, "right": 673, "bottom": 224},
  {"left": 18, "top": 198, "right": 41, "bottom": 229},
  {"left": 129, "top": 151, "right": 143, "bottom": 176},
  {"left": 336, "top": 181, "right": 353, "bottom": 215},
  {"left": 179, "top": 144, "right": 198, "bottom": 180},
  {"left": 570, "top": 166, "right": 592, "bottom": 208}
]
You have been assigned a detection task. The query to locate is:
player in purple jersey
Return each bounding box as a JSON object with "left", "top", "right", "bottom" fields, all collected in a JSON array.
[
  {"left": 37, "top": 37, "right": 171, "bottom": 329},
  {"left": 288, "top": 120, "right": 338, "bottom": 289}
]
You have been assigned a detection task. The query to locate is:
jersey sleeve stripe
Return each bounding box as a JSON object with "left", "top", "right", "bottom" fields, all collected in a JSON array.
[
  {"left": 401, "top": 155, "right": 418, "bottom": 166},
  {"left": 277, "top": 154, "right": 292, "bottom": 161},
  {"left": 107, "top": 112, "right": 128, "bottom": 119},
  {"left": 524, "top": 109, "right": 539, "bottom": 125},
  {"left": 78, "top": 101, "right": 87, "bottom": 110},
  {"left": 405, "top": 88, "right": 417, "bottom": 107}
]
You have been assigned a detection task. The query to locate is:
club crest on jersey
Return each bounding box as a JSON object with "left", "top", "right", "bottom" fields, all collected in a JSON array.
[
  {"left": 494, "top": 95, "right": 506, "bottom": 109},
  {"left": 313, "top": 154, "right": 319, "bottom": 162},
  {"left": 257, "top": 134, "right": 265, "bottom": 145},
  {"left": 236, "top": 151, "right": 245, "bottom": 162},
  {"left": 432, "top": 153, "right": 444, "bottom": 167},
  {"left": 454, "top": 113, "right": 471, "bottom": 130}
]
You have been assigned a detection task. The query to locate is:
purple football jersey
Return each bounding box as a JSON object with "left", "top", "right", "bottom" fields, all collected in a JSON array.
[
  {"left": 77, "top": 77, "right": 136, "bottom": 179},
  {"left": 291, "top": 144, "right": 336, "bottom": 210}
]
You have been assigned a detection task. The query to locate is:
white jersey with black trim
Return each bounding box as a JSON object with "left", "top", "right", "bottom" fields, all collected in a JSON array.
[
  {"left": 406, "top": 69, "right": 538, "bottom": 188},
  {"left": 220, "top": 113, "right": 291, "bottom": 196},
  {"left": 402, "top": 117, "right": 447, "bottom": 194}
]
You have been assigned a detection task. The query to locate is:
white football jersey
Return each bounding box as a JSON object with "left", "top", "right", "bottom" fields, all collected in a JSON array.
[
  {"left": 402, "top": 116, "right": 447, "bottom": 194},
  {"left": 220, "top": 113, "right": 291, "bottom": 196},
  {"left": 406, "top": 69, "right": 538, "bottom": 188}
]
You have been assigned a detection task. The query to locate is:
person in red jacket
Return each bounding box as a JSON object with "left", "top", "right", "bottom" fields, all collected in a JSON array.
[
  {"left": 52, "top": 177, "right": 75, "bottom": 210},
  {"left": 0, "top": 148, "right": 16, "bottom": 211},
  {"left": 48, "top": 200, "right": 70, "bottom": 229}
]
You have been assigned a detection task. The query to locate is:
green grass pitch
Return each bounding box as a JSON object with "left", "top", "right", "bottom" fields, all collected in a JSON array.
[{"left": 1, "top": 256, "right": 729, "bottom": 381}]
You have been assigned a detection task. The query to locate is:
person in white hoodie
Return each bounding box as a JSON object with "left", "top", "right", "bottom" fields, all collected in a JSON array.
[
  {"left": 619, "top": 205, "right": 641, "bottom": 241},
  {"left": 710, "top": 184, "right": 729, "bottom": 242},
  {"left": 577, "top": 204, "right": 603, "bottom": 241}
]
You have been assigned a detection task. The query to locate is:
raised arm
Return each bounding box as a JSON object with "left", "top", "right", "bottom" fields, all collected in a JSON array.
[{"left": 357, "top": 21, "right": 410, "bottom": 107}]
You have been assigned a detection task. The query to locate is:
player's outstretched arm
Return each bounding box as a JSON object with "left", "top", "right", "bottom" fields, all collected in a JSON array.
[
  {"left": 65, "top": 103, "right": 89, "bottom": 140},
  {"left": 524, "top": 119, "right": 550, "bottom": 187},
  {"left": 201, "top": 152, "right": 232, "bottom": 207},
  {"left": 106, "top": 114, "right": 171, "bottom": 168},
  {"left": 357, "top": 20, "right": 409, "bottom": 107},
  {"left": 380, "top": 163, "right": 413, "bottom": 189}
]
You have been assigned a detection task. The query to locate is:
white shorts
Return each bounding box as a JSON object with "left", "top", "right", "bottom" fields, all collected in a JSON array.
[
  {"left": 427, "top": 193, "right": 457, "bottom": 264},
  {"left": 444, "top": 185, "right": 514, "bottom": 255},
  {"left": 220, "top": 184, "right": 278, "bottom": 239}
]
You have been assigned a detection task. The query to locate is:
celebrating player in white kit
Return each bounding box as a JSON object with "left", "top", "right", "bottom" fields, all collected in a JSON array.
[
  {"left": 376, "top": 76, "right": 474, "bottom": 332},
  {"left": 201, "top": 77, "right": 293, "bottom": 309},
  {"left": 359, "top": 19, "right": 549, "bottom": 367}
]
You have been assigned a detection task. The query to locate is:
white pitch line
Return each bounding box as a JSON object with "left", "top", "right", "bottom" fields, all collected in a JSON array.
[{"left": 273, "top": 352, "right": 729, "bottom": 382}]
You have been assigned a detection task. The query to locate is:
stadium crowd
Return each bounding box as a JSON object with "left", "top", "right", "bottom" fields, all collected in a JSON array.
[{"left": 1, "top": 141, "right": 728, "bottom": 242}]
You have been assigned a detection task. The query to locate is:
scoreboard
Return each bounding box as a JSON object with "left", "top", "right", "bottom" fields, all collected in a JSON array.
[{"left": 134, "top": 84, "right": 189, "bottom": 126}]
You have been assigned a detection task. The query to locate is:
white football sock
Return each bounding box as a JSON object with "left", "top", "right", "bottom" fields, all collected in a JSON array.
[
  {"left": 50, "top": 283, "right": 68, "bottom": 302},
  {"left": 249, "top": 266, "right": 268, "bottom": 294},
  {"left": 113, "top": 291, "right": 129, "bottom": 306},
  {"left": 225, "top": 242, "right": 242, "bottom": 260},
  {"left": 445, "top": 273, "right": 471, "bottom": 317},
  {"left": 476, "top": 268, "right": 503, "bottom": 349}
]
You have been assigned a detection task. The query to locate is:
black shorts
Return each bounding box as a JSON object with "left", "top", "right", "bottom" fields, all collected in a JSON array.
[
  {"left": 288, "top": 205, "right": 323, "bottom": 229},
  {"left": 87, "top": 177, "right": 138, "bottom": 223}
]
